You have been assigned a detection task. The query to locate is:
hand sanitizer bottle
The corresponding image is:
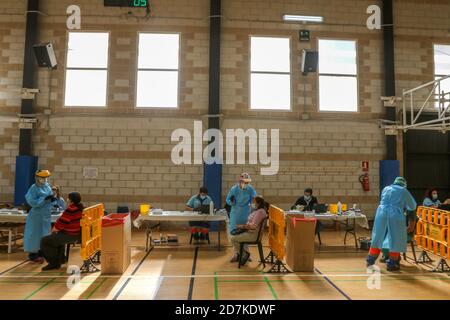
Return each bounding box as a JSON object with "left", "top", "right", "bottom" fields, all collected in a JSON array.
[
  {"left": 337, "top": 201, "right": 342, "bottom": 215},
  {"left": 209, "top": 201, "right": 214, "bottom": 215}
]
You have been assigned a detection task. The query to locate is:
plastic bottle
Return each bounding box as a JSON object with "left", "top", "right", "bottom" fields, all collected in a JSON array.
[
  {"left": 337, "top": 201, "right": 342, "bottom": 215},
  {"left": 209, "top": 201, "right": 214, "bottom": 215}
]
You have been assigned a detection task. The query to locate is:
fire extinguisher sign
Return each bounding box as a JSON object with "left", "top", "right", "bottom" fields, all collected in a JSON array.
[{"left": 362, "top": 161, "right": 369, "bottom": 172}]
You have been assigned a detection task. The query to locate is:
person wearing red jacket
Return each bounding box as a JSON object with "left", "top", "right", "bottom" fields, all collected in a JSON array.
[{"left": 40, "top": 192, "right": 84, "bottom": 271}]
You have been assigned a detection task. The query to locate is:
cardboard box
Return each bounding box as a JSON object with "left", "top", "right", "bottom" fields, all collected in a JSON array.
[
  {"left": 285, "top": 213, "right": 316, "bottom": 272},
  {"left": 101, "top": 213, "right": 131, "bottom": 275}
]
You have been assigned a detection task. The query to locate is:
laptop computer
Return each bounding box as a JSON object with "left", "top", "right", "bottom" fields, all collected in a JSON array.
[
  {"left": 197, "top": 204, "right": 210, "bottom": 214},
  {"left": 438, "top": 204, "right": 450, "bottom": 211},
  {"left": 313, "top": 203, "right": 328, "bottom": 214}
]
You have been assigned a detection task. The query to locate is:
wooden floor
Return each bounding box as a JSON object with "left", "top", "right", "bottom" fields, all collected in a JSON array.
[{"left": 0, "top": 229, "right": 449, "bottom": 300}]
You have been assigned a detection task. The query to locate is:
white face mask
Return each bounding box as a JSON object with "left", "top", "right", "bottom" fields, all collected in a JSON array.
[
  {"left": 304, "top": 195, "right": 311, "bottom": 201},
  {"left": 251, "top": 204, "right": 257, "bottom": 210},
  {"left": 432, "top": 194, "right": 438, "bottom": 200}
]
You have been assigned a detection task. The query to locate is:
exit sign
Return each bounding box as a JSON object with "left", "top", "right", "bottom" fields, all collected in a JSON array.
[{"left": 104, "top": 0, "right": 148, "bottom": 7}]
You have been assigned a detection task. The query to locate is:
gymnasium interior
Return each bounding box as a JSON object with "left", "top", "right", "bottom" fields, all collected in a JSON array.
[{"left": 0, "top": 0, "right": 450, "bottom": 301}]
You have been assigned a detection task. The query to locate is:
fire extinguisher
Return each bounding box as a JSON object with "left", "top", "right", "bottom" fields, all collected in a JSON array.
[{"left": 359, "top": 173, "right": 370, "bottom": 192}]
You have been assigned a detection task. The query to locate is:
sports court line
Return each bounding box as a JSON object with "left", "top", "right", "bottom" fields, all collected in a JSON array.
[
  {"left": 84, "top": 277, "right": 108, "bottom": 300},
  {"left": 0, "top": 260, "right": 28, "bottom": 276},
  {"left": 314, "top": 267, "right": 351, "bottom": 300},
  {"left": 263, "top": 276, "right": 279, "bottom": 300},
  {"left": 214, "top": 272, "right": 219, "bottom": 300},
  {"left": 187, "top": 246, "right": 199, "bottom": 300},
  {"left": 112, "top": 247, "right": 154, "bottom": 300},
  {"left": 1, "top": 272, "right": 448, "bottom": 279},
  {"left": 22, "top": 272, "right": 65, "bottom": 300}
]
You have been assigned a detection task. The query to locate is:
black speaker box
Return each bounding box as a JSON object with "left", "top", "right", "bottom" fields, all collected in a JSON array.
[
  {"left": 33, "top": 43, "right": 57, "bottom": 69},
  {"left": 301, "top": 50, "right": 318, "bottom": 74}
]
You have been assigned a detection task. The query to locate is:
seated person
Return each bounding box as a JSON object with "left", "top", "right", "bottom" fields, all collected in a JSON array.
[
  {"left": 186, "top": 186, "right": 212, "bottom": 241},
  {"left": 50, "top": 186, "right": 66, "bottom": 214},
  {"left": 423, "top": 188, "right": 450, "bottom": 208},
  {"left": 291, "top": 188, "right": 318, "bottom": 211},
  {"left": 229, "top": 196, "right": 268, "bottom": 265},
  {"left": 40, "top": 192, "right": 84, "bottom": 271},
  {"left": 291, "top": 187, "right": 321, "bottom": 235}
]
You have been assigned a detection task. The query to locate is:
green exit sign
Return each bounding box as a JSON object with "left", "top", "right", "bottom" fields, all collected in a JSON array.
[{"left": 104, "top": 0, "right": 148, "bottom": 7}]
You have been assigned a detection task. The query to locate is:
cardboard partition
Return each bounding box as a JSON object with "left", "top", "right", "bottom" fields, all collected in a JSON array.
[
  {"left": 101, "top": 213, "right": 131, "bottom": 275},
  {"left": 285, "top": 213, "right": 316, "bottom": 272}
]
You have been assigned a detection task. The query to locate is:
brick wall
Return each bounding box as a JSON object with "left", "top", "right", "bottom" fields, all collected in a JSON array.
[{"left": 0, "top": 0, "right": 448, "bottom": 218}]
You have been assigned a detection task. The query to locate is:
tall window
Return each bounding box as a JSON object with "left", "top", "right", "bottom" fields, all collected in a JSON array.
[
  {"left": 318, "top": 39, "right": 358, "bottom": 112},
  {"left": 433, "top": 44, "right": 450, "bottom": 108},
  {"left": 136, "top": 33, "right": 180, "bottom": 108},
  {"left": 64, "top": 32, "right": 109, "bottom": 107},
  {"left": 250, "top": 37, "right": 291, "bottom": 110}
]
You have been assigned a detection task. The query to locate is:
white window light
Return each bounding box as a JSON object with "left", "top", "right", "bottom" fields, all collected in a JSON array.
[{"left": 282, "top": 15, "right": 323, "bottom": 23}]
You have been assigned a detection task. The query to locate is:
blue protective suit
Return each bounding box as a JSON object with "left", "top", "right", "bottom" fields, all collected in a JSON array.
[
  {"left": 23, "top": 182, "right": 53, "bottom": 253},
  {"left": 226, "top": 183, "right": 257, "bottom": 231},
  {"left": 371, "top": 184, "right": 417, "bottom": 253}
]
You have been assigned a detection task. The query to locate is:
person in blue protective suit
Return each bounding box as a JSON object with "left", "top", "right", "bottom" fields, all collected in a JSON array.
[
  {"left": 380, "top": 209, "right": 417, "bottom": 263},
  {"left": 24, "top": 170, "right": 55, "bottom": 263},
  {"left": 366, "top": 177, "right": 417, "bottom": 271},
  {"left": 226, "top": 172, "right": 257, "bottom": 262},
  {"left": 50, "top": 186, "right": 66, "bottom": 215}
]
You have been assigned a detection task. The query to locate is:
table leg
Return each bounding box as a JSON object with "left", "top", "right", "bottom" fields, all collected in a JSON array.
[
  {"left": 353, "top": 219, "right": 358, "bottom": 249},
  {"left": 343, "top": 219, "right": 349, "bottom": 245},
  {"left": 8, "top": 229, "right": 12, "bottom": 254},
  {"left": 217, "top": 221, "right": 221, "bottom": 251}
]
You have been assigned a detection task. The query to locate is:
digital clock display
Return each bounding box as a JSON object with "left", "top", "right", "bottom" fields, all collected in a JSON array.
[{"left": 104, "top": 0, "right": 148, "bottom": 7}]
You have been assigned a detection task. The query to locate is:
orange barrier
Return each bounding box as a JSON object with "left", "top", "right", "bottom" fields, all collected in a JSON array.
[
  {"left": 415, "top": 206, "right": 450, "bottom": 271},
  {"left": 80, "top": 203, "right": 104, "bottom": 273},
  {"left": 268, "top": 205, "right": 286, "bottom": 260}
]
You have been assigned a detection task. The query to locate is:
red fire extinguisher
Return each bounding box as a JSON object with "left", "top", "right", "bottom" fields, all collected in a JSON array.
[{"left": 359, "top": 173, "right": 370, "bottom": 192}]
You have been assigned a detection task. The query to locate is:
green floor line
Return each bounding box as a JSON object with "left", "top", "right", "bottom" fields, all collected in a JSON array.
[
  {"left": 84, "top": 278, "right": 108, "bottom": 300},
  {"left": 22, "top": 272, "right": 64, "bottom": 300},
  {"left": 213, "top": 272, "right": 219, "bottom": 300},
  {"left": 0, "top": 280, "right": 99, "bottom": 285},
  {"left": 10, "top": 271, "right": 64, "bottom": 274},
  {"left": 263, "top": 276, "right": 278, "bottom": 300},
  {"left": 215, "top": 276, "right": 450, "bottom": 284}
]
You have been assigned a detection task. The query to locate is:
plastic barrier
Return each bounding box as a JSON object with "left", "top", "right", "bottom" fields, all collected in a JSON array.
[
  {"left": 80, "top": 203, "right": 104, "bottom": 273},
  {"left": 415, "top": 206, "right": 449, "bottom": 271}
]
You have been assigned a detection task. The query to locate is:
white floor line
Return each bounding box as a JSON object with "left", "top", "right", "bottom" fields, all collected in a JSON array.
[{"left": 0, "top": 272, "right": 448, "bottom": 279}]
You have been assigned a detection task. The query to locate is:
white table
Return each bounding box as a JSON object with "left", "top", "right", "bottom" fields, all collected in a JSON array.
[
  {"left": 134, "top": 211, "right": 229, "bottom": 251},
  {"left": 0, "top": 209, "right": 61, "bottom": 253},
  {"left": 285, "top": 210, "right": 369, "bottom": 248}
]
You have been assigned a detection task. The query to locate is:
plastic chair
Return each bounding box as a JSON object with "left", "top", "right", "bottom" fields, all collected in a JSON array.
[{"left": 238, "top": 217, "right": 267, "bottom": 268}]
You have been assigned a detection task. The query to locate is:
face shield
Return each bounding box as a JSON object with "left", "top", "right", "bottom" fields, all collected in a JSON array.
[{"left": 35, "top": 176, "right": 48, "bottom": 186}]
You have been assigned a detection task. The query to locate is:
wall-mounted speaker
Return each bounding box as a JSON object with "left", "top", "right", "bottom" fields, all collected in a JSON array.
[
  {"left": 301, "top": 49, "right": 318, "bottom": 75},
  {"left": 33, "top": 43, "right": 57, "bottom": 69}
]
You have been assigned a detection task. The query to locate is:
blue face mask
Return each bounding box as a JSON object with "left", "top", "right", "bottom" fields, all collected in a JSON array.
[{"left": 200, "top": 195, "right": 206, "bottom": 200}]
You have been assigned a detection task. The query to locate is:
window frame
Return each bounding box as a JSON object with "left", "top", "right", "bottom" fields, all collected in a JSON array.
[
  {"left": 317, "top": 38, "right": 359, "bottom": 113},
  {"left": 63, "top": 30, "right": 111, "bottom": 108},
  {"left": 433, "top": 43, "right": 450, "bottom": 109},
  {"left": 135, "top": 31, "right": 181, "bottom": 109},
  {"left": 249, "top": 35, "right": 292, "bottom": 111}
]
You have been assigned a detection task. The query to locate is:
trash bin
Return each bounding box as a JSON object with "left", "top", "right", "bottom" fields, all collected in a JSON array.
[
  {"left": 101, "top": 213, "right": 131, "bottom": 275},
  {"left": 285, "top": 214, "right": 316, "bottom": 272}
]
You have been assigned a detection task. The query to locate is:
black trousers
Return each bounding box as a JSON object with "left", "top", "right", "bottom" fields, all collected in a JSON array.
[{"left": 40, "top": 232, "right": 80, "bottom": 266}]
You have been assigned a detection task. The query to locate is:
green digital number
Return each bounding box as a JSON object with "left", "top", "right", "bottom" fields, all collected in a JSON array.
[{"left": 133, "top": 0, "right": 147, "bottom": 6}]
